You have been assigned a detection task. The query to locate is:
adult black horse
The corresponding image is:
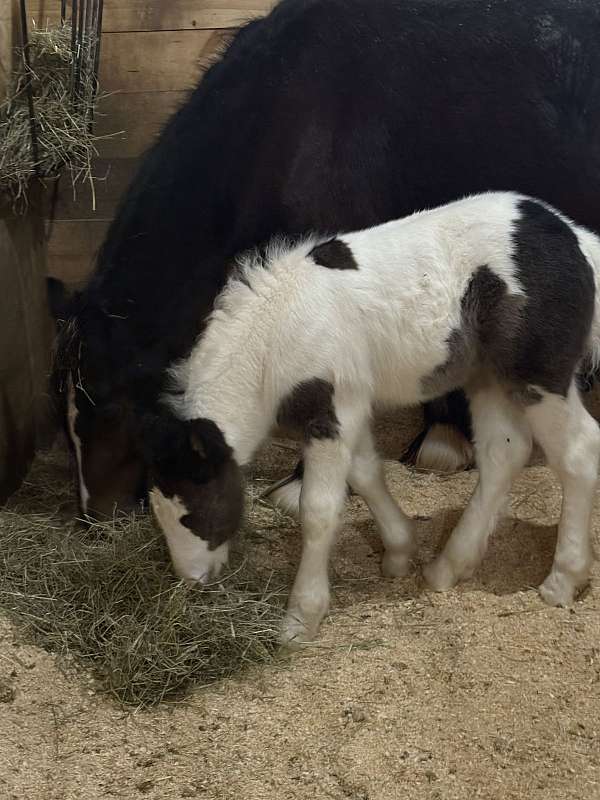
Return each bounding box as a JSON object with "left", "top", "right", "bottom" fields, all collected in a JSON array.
[{"left": 54, "top": 0, "right": 600, "bottom": 517}]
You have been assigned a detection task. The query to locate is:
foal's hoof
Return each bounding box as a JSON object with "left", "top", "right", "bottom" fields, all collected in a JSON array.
[
  {"left": 279, "top": 613, "right": 319, "bottom": 649},
  {"left": 539, "top": 572, "right": 581, "bottom": 608},
  {"left": 382, "top": 549, "right": 412, "bottom": 578},
  {"left": 423, "top": 557, "right": 459, "bottom": 592}
]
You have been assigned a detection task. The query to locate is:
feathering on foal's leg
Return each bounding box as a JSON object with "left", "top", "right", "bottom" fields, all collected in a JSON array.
[
  {"left": 424, "top": 382, "right": 532, "bottom": 591},
  {"left": 524, "top": 383, "right": 600, "bottom": 606},
  {"left": 280, "top": 400, "right": 368, "bottom": 647},
  {"left": 348, "top": 424, "right": 415, "bottom": 577}
]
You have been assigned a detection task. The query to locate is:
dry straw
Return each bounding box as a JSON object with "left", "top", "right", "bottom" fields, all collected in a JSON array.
[
  {"left": 0, "top": 450, "right": 282, "bottom": 707},
  {"left": 0, "top": 22, "right": 112, "bottom": 211}
]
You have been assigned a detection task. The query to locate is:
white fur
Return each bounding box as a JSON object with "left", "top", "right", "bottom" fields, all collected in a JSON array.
[
  {"left": 149, "top": 488, "right": 229, "bottom": 584},
  {"left": 67, "top": 377, "right": 90, "bottom": 515},
  {"left": 157, "top": 191, "right": 600, "bottom": 641}
]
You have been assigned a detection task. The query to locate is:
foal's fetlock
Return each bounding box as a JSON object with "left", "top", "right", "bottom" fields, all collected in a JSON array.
[
  {"left": 382, "top": 547, "right": 413, "bottom": 578},
  {"left": 423, "top": 552, "right": 478, "bottom": 592},
  {"left": 280, "top": 593, "right": 329, "bottom": 648},
  {"left": 539, "top": 568, "right": 589, "bottom": 608}
]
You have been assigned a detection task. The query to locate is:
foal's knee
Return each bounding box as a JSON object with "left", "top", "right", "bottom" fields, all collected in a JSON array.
[
  {"left": 301, "top": 491, "right": 343, "bottom": 535},
  {"left": 561, "top": 420, "right": 600, "bottom": 484}
]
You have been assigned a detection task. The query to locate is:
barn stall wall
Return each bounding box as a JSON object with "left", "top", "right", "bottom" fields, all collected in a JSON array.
[
  {"left": 0, "top": 0, "right": 53, "bottom": 502},
  {"left": 28, "top": 0, "right": 276, "bottom": 286}
]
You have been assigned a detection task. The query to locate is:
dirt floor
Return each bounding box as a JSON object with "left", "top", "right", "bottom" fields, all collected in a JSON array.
[{"left": 1, "top": 406, "right": 600, "bottom": 800}]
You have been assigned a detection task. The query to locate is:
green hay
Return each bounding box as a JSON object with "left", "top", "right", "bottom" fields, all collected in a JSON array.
[{"left": 0, "top": 450, "right": 283, "bottom": 707}]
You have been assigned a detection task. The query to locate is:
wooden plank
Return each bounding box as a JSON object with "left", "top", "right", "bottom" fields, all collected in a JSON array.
[
  {"left": 95, "top": 91, "right": 187, "bottom": 159},
  {"left": 99, "top": 29, "right": 228, "bottom": 93},
  {"left": 28, "top": 1, "right": 275, "bottom": 32},
  {"left": 46, "top": 219, "right": 110, "bottom": 285},
  {"left": 0, "top": 0, "right": 17, "bottom": 100},
  {"left": 45, "top": 157, "right": 138, "bottom": 220}
]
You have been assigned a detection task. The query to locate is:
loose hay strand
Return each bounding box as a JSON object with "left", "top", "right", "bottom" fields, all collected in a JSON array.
[{"left": 0, "top": 450, "right": 283, "bottom": 707}]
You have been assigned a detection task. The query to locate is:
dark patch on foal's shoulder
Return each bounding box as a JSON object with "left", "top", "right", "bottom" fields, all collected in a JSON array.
[
  {"left": 277, "top": 379, "right": 339, "bottom": 441},
  {"left": 309, "top": 239, "right": 358, "bottom": 270}
]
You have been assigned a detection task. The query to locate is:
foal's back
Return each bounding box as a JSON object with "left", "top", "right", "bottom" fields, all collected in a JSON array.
[{"left": 296, "top": 192, "right": 598, "bottom": 406}]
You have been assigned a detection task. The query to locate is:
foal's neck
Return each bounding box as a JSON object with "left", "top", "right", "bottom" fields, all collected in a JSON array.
[{"left": 178, "top": 272, "right": 283, "bottom": 464}]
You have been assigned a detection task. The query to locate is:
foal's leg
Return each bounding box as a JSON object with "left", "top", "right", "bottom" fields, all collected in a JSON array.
[
  {"left": 281, "top": 402, "right": 367, "bottom": 646},
  {"left": 524, "top": 383, "right": 600, "bottom": 606},
  {"left": 348, "top": 424, "right": 416, "bottom": 577},
  {"left": 424, "top": 383, "right": 532, "bottom": 591}
]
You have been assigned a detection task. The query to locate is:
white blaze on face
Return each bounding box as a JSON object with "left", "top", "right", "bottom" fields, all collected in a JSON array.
[
  {"left": 67, "top": 377, "right": 90, "bottom": 515},
  {"left": 149, "top": 487, "right": 229, "bottom": 584}
]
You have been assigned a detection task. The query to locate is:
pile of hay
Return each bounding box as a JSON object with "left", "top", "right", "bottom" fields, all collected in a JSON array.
[
  {"left": 0, "top": 23, "right": 111, "bottom": 210},
  {"left": 0, "top": 449, "right": 282, "bottom": 707}
]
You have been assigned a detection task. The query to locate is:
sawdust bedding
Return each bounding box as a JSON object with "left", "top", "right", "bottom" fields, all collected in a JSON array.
[{"left": 1, "top": 405, "right": 599, "bottom": 799}]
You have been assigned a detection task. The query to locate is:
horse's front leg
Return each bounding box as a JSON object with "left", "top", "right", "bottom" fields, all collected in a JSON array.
[{"left": 280, "top": 397, "right": 367, "bottom": 647}]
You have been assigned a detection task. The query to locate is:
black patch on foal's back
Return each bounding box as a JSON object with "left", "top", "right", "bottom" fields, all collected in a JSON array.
[
  {"left": 309, "top": 239, "right": 358, "bottom": 270},
  {"left": 510, "top": 200, "right": 595, "bottom": 395},
  {"left": 277, "top": 379, "right": 339, "bottom": 441}
]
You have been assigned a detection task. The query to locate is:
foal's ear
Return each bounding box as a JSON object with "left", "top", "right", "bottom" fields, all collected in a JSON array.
[{"left": 186, "top": 418, "right": 232, "bottom": 464}]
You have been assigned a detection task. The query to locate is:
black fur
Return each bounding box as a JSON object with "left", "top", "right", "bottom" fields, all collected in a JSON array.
[
  {"left": 54, "top": 0, "right": 600, "bottom": 510},
  {"left": 310, "top": 239, "right": 358, "bottom": 270},
  {"left": 141, "top": 413, "right": 244, "bottom": 548},
  {"left": 510, "top": 200, "right": 596, "bottom": 396},
  {"left": 421, "top": 265, "right": 525, "bottom": 398},
  {"left": 277, "top": 379, "right": 339, "bottom": 441}
]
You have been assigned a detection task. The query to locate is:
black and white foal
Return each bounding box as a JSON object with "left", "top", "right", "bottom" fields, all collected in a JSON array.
[{"left": 144, "top": 192, "right": 600, "bottom": 645}]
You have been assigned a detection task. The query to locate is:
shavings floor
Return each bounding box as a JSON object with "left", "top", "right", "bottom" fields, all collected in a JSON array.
[{"left": 1, "top": 404, "right": 599, "bottom": 800}]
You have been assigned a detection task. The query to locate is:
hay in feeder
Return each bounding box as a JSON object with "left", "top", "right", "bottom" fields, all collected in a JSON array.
[
  {"left": 0, "top": 22, "right": 113, "bottom": 211},
  {"left": 0, "top": 449, "right": 283, "bottom": 707}
]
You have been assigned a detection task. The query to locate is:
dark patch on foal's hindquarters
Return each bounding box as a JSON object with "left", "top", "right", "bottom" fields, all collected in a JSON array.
[
  {"left": 421, "top": 265, "right": 525, "bottom": 397},
  {"left": 422, "top": 201, "right": 595, "bottom": 402},
  {"left": 510, "top": 200, "right": 595, "bottom": 396},
  {"left": 309, "top": 239, "right": 358, "bottom": 270},
  {"left": 277, "top": 379, "right": 339, "bottom": 441}
]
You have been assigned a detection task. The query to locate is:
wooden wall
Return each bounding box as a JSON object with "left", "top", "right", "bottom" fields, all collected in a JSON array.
[{"left": 28, "top": 1, "right": 275, "bottom": 285}]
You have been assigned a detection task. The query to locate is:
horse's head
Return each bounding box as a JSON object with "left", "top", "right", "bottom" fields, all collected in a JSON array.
[
  {"left": 141, "top": 411, "right": 244, "bottom": 583},
  {"left": 51, "top": 283, "right": 147, "bottom": 518}
]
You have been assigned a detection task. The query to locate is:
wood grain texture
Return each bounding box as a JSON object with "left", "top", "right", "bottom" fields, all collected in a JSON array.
[
  {"left": 28, "top": 0, "right": 275, "bottom": 32},
  {"left": 47, "top": 219, "right": 110, "bottom": 285},
  {"left": 99, "top": 29, "right": 228, "bottom": 93},
  {"left": 44, "top": 157, "right": 138, "bottom": 220},
  {"left": 0, "top": 0, "right": 17, "bottom": 100},
  {"left": 95, "top": 91, "right": 187, "bottom": 159}
]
